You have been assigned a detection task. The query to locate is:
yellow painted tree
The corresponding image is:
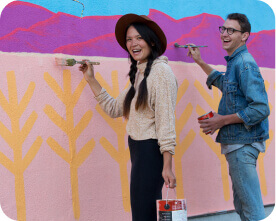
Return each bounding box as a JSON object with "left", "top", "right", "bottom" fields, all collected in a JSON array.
[
  {"left": 0, "top": 71, "right": 43, "bottom": 221},
  {"left": 194, "top": 80, "right": 231, "bottom": 201},
  {"left": 44, "top": 70, "right": 95, "bottom": 219},
  {"left": 95, "top": 70, "right": 131, "bottom": 212},
  {"left": 174, "top": 79, "right": 196, "bottom": 199},
  {"left": 258, "top": 80, "right": 274, "bottom": 195},
  {"left": 194, "top": 78, "right": 275, "bottom": 200}
]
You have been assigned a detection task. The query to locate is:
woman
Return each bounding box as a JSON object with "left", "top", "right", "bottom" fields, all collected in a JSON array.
[{"left": 79, "top": 13, "right": 178, "bottom": 221}]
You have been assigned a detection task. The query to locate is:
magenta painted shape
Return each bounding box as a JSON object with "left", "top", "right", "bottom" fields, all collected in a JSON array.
[
  {"left": 0, "top": 1, "right": 274, "bottom": 68},
  {"left": 0, "top": 1, "right": 54, "bottom": 38}
]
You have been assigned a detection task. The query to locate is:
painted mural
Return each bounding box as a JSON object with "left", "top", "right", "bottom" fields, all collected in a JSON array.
[{"left": 0, "top": 0, "right": 275, "bottom": 221}]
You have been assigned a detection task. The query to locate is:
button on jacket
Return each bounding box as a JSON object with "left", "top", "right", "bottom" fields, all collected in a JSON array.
[{"left": 206, "top": 45, "right": 270, "bottom": 144}]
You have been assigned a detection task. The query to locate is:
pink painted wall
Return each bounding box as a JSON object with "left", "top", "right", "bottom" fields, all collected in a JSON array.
[
  {"left": 0, "top": 52, "right": 274, "bottom": 220},
  {"left": 0, "top": 1, "right": 275, "bottom": 220}
]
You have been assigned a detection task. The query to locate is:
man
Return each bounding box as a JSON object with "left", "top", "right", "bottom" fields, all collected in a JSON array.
[{"left": 187, "top": 13, "right": 270, "bottom": 221}]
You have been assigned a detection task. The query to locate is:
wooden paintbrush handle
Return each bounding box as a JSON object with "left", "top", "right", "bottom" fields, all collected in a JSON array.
[
  {"left": 87, "top": 61, "right": 100, "bottom": 65},
  {"left": 77, "top": 61, "right": 100, "bottom": 65}
]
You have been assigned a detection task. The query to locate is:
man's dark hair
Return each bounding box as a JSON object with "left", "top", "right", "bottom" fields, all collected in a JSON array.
[{"left": 227, "top": 13, "right": 251, "bottom": 35}]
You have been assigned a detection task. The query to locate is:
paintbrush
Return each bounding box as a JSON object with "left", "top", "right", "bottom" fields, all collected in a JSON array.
[
  {"left": 55, "top": 58, "right": 100, "bottom": 66},
  {"left": 174, "top": 43, "right": 208, "bottom": 48}
]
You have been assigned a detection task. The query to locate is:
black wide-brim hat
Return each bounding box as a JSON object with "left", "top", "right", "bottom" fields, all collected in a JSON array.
[{"left": 115, "top": 13, "right": 167, "bottom": 56}]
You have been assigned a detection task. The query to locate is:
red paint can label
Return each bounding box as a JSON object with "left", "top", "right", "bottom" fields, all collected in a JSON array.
[
  {"left": 156, "top": 199, "right": 187, "bottom": 220},
  {"left": 197, "top": 111, "right": 214, "bottom": 134}
]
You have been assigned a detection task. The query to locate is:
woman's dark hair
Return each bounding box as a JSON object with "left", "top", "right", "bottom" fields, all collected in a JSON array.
[{"left": 123, "top": 22, "right": 162, "bottom": 118}]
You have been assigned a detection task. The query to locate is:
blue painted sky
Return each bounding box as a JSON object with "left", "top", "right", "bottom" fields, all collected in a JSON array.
[{"left": 2, "top": 0, "right": 276, "bottom": 32}]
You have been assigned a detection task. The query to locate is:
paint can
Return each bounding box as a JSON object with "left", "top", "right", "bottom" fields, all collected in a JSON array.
[
  {"left": 198, "top": 111, "right": 214, "bottom": 134},
  {"left": 156, "top": 199, "right": 187, "bottom": 221}
]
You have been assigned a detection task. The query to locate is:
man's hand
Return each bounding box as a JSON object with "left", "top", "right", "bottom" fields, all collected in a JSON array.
[
  {"left": 186, "top": 43, "right": 213, "bottom": 76},
  {"left": 198, "top": 113, "right": 244, "bottom": 135},
  {"left": 187, "top": 43, "right": 203, "bottom": 65},
  {"left": 198, "top": 112, "right": 225, "bottom": 135}
]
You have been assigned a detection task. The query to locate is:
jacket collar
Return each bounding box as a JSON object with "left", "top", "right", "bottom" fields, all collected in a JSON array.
[{"left": 224, "top": 44, "right": 248, "bottom": 62}]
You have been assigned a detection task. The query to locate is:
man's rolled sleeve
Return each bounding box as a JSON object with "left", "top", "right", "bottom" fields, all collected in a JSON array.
[
  {"left": 237, "top": 110, "right": 250, "bottom": 125},
  {"left": 236, "top": 112, "right": 251, "bottom": 131},
  {"left": 237, "top": 67, "right": 270, "bottom": 126},
  {"left": 206, "top": 70, "right": 224, "bottom": 90}
]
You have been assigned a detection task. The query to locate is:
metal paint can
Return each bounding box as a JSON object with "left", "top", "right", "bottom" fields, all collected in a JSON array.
[{"left": 197, "top": 111, "right": 214, "bottom": 134}]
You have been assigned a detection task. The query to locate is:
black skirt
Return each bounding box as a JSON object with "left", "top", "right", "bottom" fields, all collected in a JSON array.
[{"left": 128, "top": 136, "right": 164, "bottom": 221}]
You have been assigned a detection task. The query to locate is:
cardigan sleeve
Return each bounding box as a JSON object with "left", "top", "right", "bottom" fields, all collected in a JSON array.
[
  {"left": 95, "top": 85, "right": 131, "bottom": 118},
  {"left": 153, "top": 65, "right": 178, "bottom": 155}
]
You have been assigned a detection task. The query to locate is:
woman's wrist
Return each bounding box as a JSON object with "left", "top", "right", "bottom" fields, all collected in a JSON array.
[
  {"left": 87, "top": 78, "right": 102, "bottom": 97},
  {"left": 163, "top": 151, "right": 172, "bottom": 169}
]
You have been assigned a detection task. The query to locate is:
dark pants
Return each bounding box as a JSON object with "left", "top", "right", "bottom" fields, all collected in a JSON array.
[{"left": 128, "top": 136, "right": 164, "bottom": 221}]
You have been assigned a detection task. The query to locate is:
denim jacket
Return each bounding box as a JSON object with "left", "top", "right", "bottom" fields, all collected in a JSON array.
[{"left": 206, "top": 45, "right": 270, "bottom": 144}]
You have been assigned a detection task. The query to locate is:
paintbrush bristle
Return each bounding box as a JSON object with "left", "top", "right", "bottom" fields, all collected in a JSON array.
[
  {"left": 55, "top": 57, "right": 67, "bottom": 66},
  {"left": 55, "top": 57, "right": 100, "bottom": 66},
  {"left": 65, "top": 59, "right": 77, "bottom": 66},
  {"left": 55, "top": 58, "right": 77, "bottom": 66}
]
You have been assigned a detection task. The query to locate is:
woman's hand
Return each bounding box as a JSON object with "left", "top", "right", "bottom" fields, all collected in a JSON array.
[
  {"left": 78, "top": 60, "right": 102, "bottom": 96},
  {"left": 162, "top": 167, "right": 176, "bottom": 189},
  {"left": 79, "top": 60, "right": 95, "bottom": 83},
  {"left": 162, "top": 152, "right": 176, "bottom": 188}
]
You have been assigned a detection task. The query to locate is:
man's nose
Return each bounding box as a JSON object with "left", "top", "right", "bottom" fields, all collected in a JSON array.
[{"left": 221, "top": 30, "right": 229, "bottom": 37}]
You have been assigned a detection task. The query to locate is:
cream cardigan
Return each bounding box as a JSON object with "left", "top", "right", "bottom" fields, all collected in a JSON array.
[{"left": 95, "top": 56, "right": 178, "bottom": 154}]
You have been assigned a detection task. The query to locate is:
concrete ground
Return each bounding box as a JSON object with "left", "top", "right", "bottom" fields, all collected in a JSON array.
[{"left": 188, "top": 205, "right": 274, "bottom": 221}]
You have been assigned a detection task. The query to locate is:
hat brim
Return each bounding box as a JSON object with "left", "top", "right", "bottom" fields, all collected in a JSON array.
[{"left": 115, "top": 14, "right": 167, "bottom": 56}]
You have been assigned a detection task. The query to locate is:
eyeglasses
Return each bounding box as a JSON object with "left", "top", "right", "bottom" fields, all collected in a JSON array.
[{"left": 219, "top": 26, "right": 243, "bottom": 35}]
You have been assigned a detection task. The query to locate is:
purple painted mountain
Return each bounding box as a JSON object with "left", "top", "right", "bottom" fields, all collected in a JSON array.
[
  {"left": 0, "top": 1, "right": 54, "bottom": 37},
  {"left": 0, "top": 1, "right": 274, "bottom": 68},
  {"left": 247, "top": 31, "right": 275, "bottom": 68}
]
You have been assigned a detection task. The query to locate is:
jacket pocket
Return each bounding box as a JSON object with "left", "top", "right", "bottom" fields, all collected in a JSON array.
[{"left": 226, "top": 82, "right": 238, "bottom": 113}]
